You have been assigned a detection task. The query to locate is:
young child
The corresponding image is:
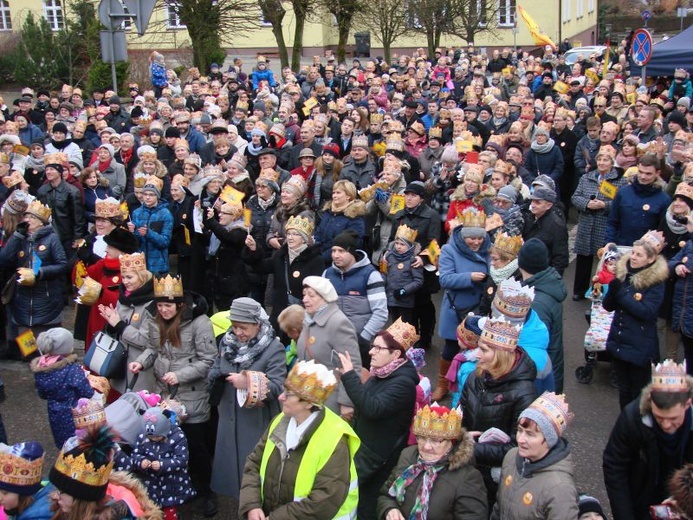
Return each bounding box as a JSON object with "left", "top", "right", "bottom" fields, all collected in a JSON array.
[
  {"left": 384, "top": 225, "right": 424, "bottom": 324},
  {"left": 277, "top": 304, "right": 305, "bottom": 370},
  {"left": 406, "top": 347, "right": 431, "bottom": 445},
  {"left": 131, "top": 406, "right": 195, "bottom": 520},
  {"left": 448, "top": 315, "right": 485, "bottom": 408},
  {"left": 591, "top": 243, "right": 621, "bottom": 298},
  {"left": 31, "top": 328, "right": 94, "bottom": 448}
]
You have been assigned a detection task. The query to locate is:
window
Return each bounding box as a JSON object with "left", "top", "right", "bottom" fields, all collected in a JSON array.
[
  {"left": 498, "top": 0, "right": 515, "bottom": 27},
  {"left": 0, "top": 0, "right": 11, "bottom": 31},
  {"left": 166, "top": 0, "right": 185, "bottom": 29},
  {"left": 472, "top": 0, "right": 487, "bottom": 27},
  {"left": 562, "top": 0, "right": 571, "bottom": 22},
  {"left": 588, "top": 0, "right": 594, "bottom": 13},
  {"left": 43, "top": 0, "right": 63, "bottom": 31},
  {"left": 576, "top": 0, "right": 584, "bottom": 18},
  {"left": 260, "top": 8, "right": 272, "bottom": 26}
]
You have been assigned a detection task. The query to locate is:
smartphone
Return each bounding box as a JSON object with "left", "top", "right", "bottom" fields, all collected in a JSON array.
[{"left": 650, "top": 505, "right": 682, "bottom": 519}]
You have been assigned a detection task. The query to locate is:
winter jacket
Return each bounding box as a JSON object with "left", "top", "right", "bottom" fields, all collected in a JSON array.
[
  {"left": 131, "top": 424, "right": 196, "bottom": 507},
  {"left": 324, "top": 250, "right": 389, "bottom": 342},
  {"left": 603, "top": 253, "right": 668, "bottom": 367},
  {"left": 151, "top": 61, "right": 167, "bottom": 88},
  {"left": 390, "top": 202, "right": 441, "bottom": 249},
  {"left": 105, "top": 108, "right": 132, "bottom": 133},
  {"left": 669, "top": 240, "right": 693, "bottom": 336},
  {"left": 574, "top": 134, "right": 600, "bottom": 174},
  {"left": 366, "top": 175, "right": 406, "bottom": 264},
  {"left": 44, "top": 139, "right": 82, "bottom": 166},
  {"left": 418, "top": 146, "right": 444, "bottom": 177},
  {"left": 491, "top": 440, "right": 579, "bottom": 520},
  {"left": 37, "top": 179, "right": 86, "bottom": 244},
  {"left": 0, "top": 225, "right": 68, "bottom": 327},
  {"left": 18, "top": 123, "right": 44, "bottom": 147},
  {"left": 427, "top": 162, "right": 462, "bottom": 223},
  {"left": 605, "top": 178, "right": 671, "bottom": 246},
  {"left": 10, "top": 482, "right": 55, "bottom": 519},
  {"left": 314, "top": 200, "right": 367, "bottom": 263},
  {"left": 438, "top": 229, "right": 490, "bottom": 341},
  {"left": 377, "top": 433, "right": 488, "bottom": 520},
  {"left": 84, "top": 185, "right": 113, "bottom": 223},
  {"left": 168, "top": 192, "right": 196, "bottom": 258},
  {"left": 182, "top": 127, "right": 206, "bottom": 154},
  {"left": 204, "top": 218, "right": 249, "bottom": 304},
  {"left": 384, "top": 244, "right": 424, "bottom": 308},
  {"left": 522, "top": 206, "right": 569, "bottom": 275},
  {"left": 131, "top": 202, "right": 173, "bottom": 274},
  {"left": 31, "top": 354, "right": 94, "bottom": 447},
  {"left": 97, "top": 159, "right": 127, "bottom": 199},
  {"left": 524, "top": 144, "right": 564, "bottom": 184},
  {"left": 267, "top": 201, "right": 314, "bottom": 246},
  {"left": 603, "top": 381, "right": 693, "bottom": 520},
  {"left": 136, "top": 292, "right": 216, "bottom": 423},
  {"left": 572, "top": 168, "right": 627, "bottom": 256},
  {"left": 340, "top": 158, "right": 378, "bottom": 190},
  {"left": 250, "top": 68, "right": 277, "bottom": 91}
]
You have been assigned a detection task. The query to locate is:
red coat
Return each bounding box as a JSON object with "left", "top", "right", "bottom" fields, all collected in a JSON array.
[{"left": 85, "top": 256, "right": 122, "bottom": 348}]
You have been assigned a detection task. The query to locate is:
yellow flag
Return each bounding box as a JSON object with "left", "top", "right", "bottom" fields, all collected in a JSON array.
[
  {"left": 518, "top": 5, "right": 556, "bottom": 50},
  {"left": 456, "top": 140, "right": 474, "bottom": 153},
  {"left": 16, "top": 329, "right": 37, "bottom": 358},
  {"left": 119, "top": 201, "right": 129, "bottom": 221},
  {"left": 389, "top": 194, "right": 405, "bottom": 215},
  {"left": 74, "top": 260, "right": 88, "bottom": 289},
  {"left": 243, "top": 207, "right": 252, "bottom": 228},
  {"left": 220, "top": 185, "right": 245, "bottom": 205},
  {"left": 426, "top": 239, "right": 441, "bottom": 268}
]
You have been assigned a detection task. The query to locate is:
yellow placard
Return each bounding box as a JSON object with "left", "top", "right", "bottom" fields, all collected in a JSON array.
[
  {"left": 243, "top": 207, "right": 252, "bottom": 228},
  {"left": 553, "top": 81, "right": 569, "bottom": 95},
  {"left": 73, "top": 260, "right": 88, "bottom": 289},
  {"left": 183, "top": 226, "right": 191, "bottom": 246},
  {"left": 119, "top": 201, "right": 129, "bottom": 221},
  {"left": 456, "top": 140, "right": 474, "bottom": 153},
  {"left": 486, "top": 213, "right": 504, "bottom": 231},
  {"left": 302, "top": 97, "right": 318, "bottom": 116},
  {"left": 13, "top": 145, "right": 30, "bottom": 157},
  {"left": 426, "top": 239, "right": 441, "bottom": 268},
  {"left": 389, "top": 194, "right": 405, "bottom": 215},
  {"left": 599, "top": 180, "right": 617, "bottom": 200},
  {"left": 220, "top": 185, "right": 245, "bottom": 205},
  {"left": 16, "top": 329, "right": 37, "bottom": 358}
]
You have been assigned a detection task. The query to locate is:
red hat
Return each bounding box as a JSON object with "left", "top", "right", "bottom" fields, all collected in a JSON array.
[{"left": 322, "top": 143, "right": 340, "bottom": 158}]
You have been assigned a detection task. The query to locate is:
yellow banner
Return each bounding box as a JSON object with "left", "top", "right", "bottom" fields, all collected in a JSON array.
[
  {"left": 599, "top": 180, "right": 618, "bottom": 199},
  {"left": 220, "top": 185, "right": 245, "bottom": 205},
  {"left": 426, "top": 239, "right": 441, "bottom": 268},
  {"left": 389, "top": 194, "right": 405, "bottom": 215},
  {"left": 16, "top": 329, "right": 37, "bottom": 358},
  {"left": 518, "top": 4, "right": 556, "bottom": 50}
]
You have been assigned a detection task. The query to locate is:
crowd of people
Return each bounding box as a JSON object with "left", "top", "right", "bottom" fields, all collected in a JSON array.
[{"left": 0, "top": 42, "right": 692, "bottom": 519}]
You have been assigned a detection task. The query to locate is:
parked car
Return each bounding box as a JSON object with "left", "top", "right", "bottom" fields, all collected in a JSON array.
[{"left": 564, "top": 45, "right": 607, "bottom": 65}]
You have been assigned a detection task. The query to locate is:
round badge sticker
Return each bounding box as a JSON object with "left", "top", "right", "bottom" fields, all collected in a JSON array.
[
  {"left": 397, "top": 263, "right": 404, "bottom": 270},
  {"left": 487, "top": 287, "right": 494, "bottom": 294},
  {"left": 38, "top": 245, "right": 46, "bottom": 251},
  {"left": 523, "top": 492, "right": 533, "bottom": 505},
  {"left": 18, "top": 251, "right": 24, "bottom": 258},
  {"left": 643, "top": 204, "right": 650, "bottom": 211},
  {"left": 293, "top": 270, "right": 300, "bottom": 278},
  {"left": 112, "top": 276, "right": 119, "bottom": 283},
  {"left": 680, "top": 241, "right": 687, "bottom": 249},
  {"left": 309, "top": 336, "right": 316, "bottom": 345},
  {"left": 634, "top": 292, "right": 643, "bottom": 301},
  {"left": 132, "top": 313, "right": 140, "bottom": 321}
]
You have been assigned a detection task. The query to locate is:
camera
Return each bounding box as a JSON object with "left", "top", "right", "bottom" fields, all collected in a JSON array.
[{"left": 650, "top": 504, "right": 682, "bottom": 519}]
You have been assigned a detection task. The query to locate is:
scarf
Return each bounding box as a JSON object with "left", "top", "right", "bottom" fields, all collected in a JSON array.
[
  {"left": 490, "top": 259, "right": 519, "bottom": 284},
  {"left": 49, "top": 138, "right": 72, "bottom": 150},
  {"left": 25, "top": 155, "right": 45, "bottom": 173},
  {"left": 615, "top": 152, "right": 638, "bottom": 169},
  {"left": 492, "top": 116, "right": 507, "bottom": 128},
  {"left": 247, "top": 141, "right": 264, "bottom": 156},
  {"left": 388, "top": 455, "right": 447, "bottom": 520},
  {"left": 208, "top": 218, "right": 246, "bottom": 256},
  {"left": 288, "top": 243, "right": 308, "bottom": 264},
  {"left": 219, "top": 319, "right": 275, "bottom": 370},
  {"left": 530, "top": 138, "right": 555, "bottom": 154},
  {"left": 370, "top": 357, "right": 407, "bottom": 378},
  {"left": 257, "top": 193, "right": 276, "bottom": 211},
  {"left": 666, "top": 208, "right": 689, "bottom": 235},
  {"left": 98, "top": 158, "right": 111, "bottom": 174}
]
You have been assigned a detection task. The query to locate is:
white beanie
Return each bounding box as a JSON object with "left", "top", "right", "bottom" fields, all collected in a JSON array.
[{"left": 302, "top": 276, "right": 338, "bottom": 303}]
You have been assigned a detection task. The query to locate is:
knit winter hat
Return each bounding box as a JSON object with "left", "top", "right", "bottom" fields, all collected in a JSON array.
[
  {"left": 282, "top": 175, "right": 307, "bottom": 198},
  {"left": 531, "top": 174, "right": 556, "bottom": 192},
  {"left": 302, "top": 276, "right": 338, "bottom": 303},
  {"left": 98, "top": 143, "right": 115, "bottom": 158},
  {"left": 3, "top": 190, "right": 30, "bottom": 215},
  {"left": 668, "top": 110, "right": 687, "bottom": 127},
  {"left": 518, "top": 238, "right": 549, "bottom": 275},
  {"left": 677, "top": 97, "right": 691, "bottom": 110},
  {"left": 441, "top": 145, "right": 459, "bottom": 164},
  {"left": 497, "top": 185, "right": 518, "bottom": 203},
  {"left": 0, "top": 441, "right": 45, "bottom": 495},
  {"left": 52, "top": 122, "right": 68, "bottom": 135},
  {"left": 578, "top": 494, "right": 605, "bottom": 518},
  {"left": 143, "top": 407, "right": 172, "bottom": 438},
  {"left": 332, "top": 229, "right": 360, "bottom": 257},
  {"left": 228, "top": 297, "right": 266, "bottom": 324},
  {"left": 519, "top": 392, "right": 573, "bottom": 448},
  {"left": 36, "top": 327, "right": 74, "bottom": 356},
  {"left": 322, "top": 143, "right": 340, "bottom": 158}
]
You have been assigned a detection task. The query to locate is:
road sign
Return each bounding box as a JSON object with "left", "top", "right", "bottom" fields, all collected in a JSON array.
[
  {"left": 631, "top": 28, "right": 653, "bottom": 67},
  {"left": 98, "top": 0, "right": 126, "bottom": 31},
  {"left": 100, "top": 30, "right": 128, "bottom": 62},
  {"left": 642, "top": 10, "right": 652, "bottom": 22},
  {"left": 122, "top": 0, "right": 156, "bottom": 36}
]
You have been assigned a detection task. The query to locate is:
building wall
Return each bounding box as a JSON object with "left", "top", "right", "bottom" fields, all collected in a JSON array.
[{"left": 2, "top": 0, "right": 597, "bottom": 57}]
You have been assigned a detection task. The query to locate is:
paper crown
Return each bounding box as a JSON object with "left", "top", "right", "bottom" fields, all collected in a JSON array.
[
  {"left": 284, "top": 360, "right": 338, "bottom": 406},
  {"left": 597, "top": 144, "right": 618, "bottom": 160},
  {"left": 237, "top": 370, "right": 270, "bottom": 408},
  {"left": 352, "top": 135, "right": 370, "bottom": 149},
  {"left": 465, "top": 163, "right": 484, "bottom": 183},
  {"left": 72, "top": 398, "right": 106, "bottom": 430},
  {"left": 75, "top": 277, "right": 103, "bottom": 306},
  {"left": 26, "top": 200, "right": 51, "bottom": 223},
  {"left": 493, "top": 159, "right": 513, "bottom": 177},
  {"left": 231, "top": 152, "right": 248, "bottom": 169},
  {"left": 481, "top": 316, "right": 521, "bottom": 351},
  {"left": 133, "top": 171, "right": 148, "bottom": 188},
  {"left": 493, "top": 232, "right": 523, "bottom": 258},
  {"left": 640, "top": 230, "right": 665, "bottom": 253},
  {"left": 235, "top": 100, "right": 249, "bottom": 112},
  {"left": 395, "top": 224, "right": 418, "bottom": 244},
  {"left": 675, "top": 181, "right": 693, "bottom": 202},
  {"left": 95, "top": 197, "right": 121, "bottom": 219},
  {"left": 183, "top": 153, "right": 201, "bottom": 169},
  {"left": 525, "top": 392, "right": 573, "bottom": 438},
  {"left": 143, "top": 175, "right": 163, "bottom": 192},
  {"left": 44, "top": 152, "right": 69, "bottom": 169},
  {"left": 456, "top": 314, "right": 483, "bottom": 349},
  {"left": 492, "top": 278, "right": 535, "bottom": 323},
  {"left": 285, "top": 215, "right": 314, "bottom": 237},
  {"left": 139, "top": 150, "right": 157, "bottom": 162},
  {"left": 386, "top": 135, "right": 405, "bottom": 152},
  {"left": 203, "top": 164, "right": 224, "bottom": 179},
  {"left": 2, "top": 171, "right": 23, "bottom": 189},
  {"left": 412, "top": 405, "right": 464, "bottom": 440},
  {"left": 153, "top": 274, "right": 184, "bottom": 300},
  {"left": 0, "top": 443, "right": 45, "bottom": 492},
  {"left": 460, "top": 207, "right": 486, "bottom": 229},
  {"left": 429, "top": 127, "right": 443, "bottom": 139},
  {"left": 370, "top": 113, "right": 384, "bottom": 124},
  {"left": 119, "top": 252, "right": 146, "bottom": 273},
  {"left": 386, "top": 317, "right": 420, "bottom": 351},
  {"left": 651, "top": 359, "right": 688, "bottom": 392},
  {"left": 174, "top": 138, "right": 189, "bottom": 151}
]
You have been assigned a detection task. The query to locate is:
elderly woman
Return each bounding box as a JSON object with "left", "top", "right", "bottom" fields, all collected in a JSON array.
[
  {"left": 377, "top": 405, "right": 488, "bottom": 520},
  {"left": 445, "top": 164, "right": 492, "bottom": 234},
  {"left": 297, "top": 276, "right": 362, "bottom": 415},
  {"left": 571, "top": 145, "right": 627, "bottom": 299},
  {"left": 369, "top": 159, "right": 408, "bottom": 264},
  {"left": 433, "top": 208, "right": 491, "bottom": 401},
  {"left": 491, "top": 393, "right": 578, "bottom": 519},
  {"left": 89, "top": 143, "right": 126, "bottom": 199},
  {"left": 523, "top": 126, "right": 564, "bottom": 193},
  {"left": 239, "top": 360, "right": 359, "bottom": 520},
  {"left": 337, "top": 318, "right": 420, "bottom": 520},
  {"left": 129, "top": 274, "right": 218, "bottom": 515},
  {"left": 266, "top": 176, "right": 315, "bottom": 250},
  {"left": 208, "top": 297, "right": 286, "bottom": 502},
  {"left": 314, "top": 179, "right": 367, "bottom": 264},
  {"left": 603, "top": 233, "right": 668, "bottom": 409}
]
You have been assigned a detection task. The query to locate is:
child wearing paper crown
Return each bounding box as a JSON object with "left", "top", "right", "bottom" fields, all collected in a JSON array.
[
  {"left": 384, "top": 225, "right": 424, "bottom": 325},
  {"left": 30, "top": 328, "right": 94, "bottom": 448},
  {"left": 130, "top": 406, "right": 195, "bottom": 520},
  {"left": 0, "top": 441, "right": 53, "bottom": 520}
]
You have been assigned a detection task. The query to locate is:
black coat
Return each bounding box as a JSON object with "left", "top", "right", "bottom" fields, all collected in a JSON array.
[
  {"left": 522, "top": 206, "right": 569, "bottom": 276},
  {"left": 390, "top": 202, "right": 441, "bottom": 249},
  {"left": 205, "top": 219, "right": 249, "bottom": 300},
  {"left": 168, "top": 192, "right": 196, "bottom": 257},
  {"left": 37, "top": 180, "right": 86, "bottom": 244}
]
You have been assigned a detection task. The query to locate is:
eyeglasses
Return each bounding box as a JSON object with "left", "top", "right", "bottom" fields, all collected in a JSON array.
[
  {"left": 416, "top": 437, "right": 447, "bottom": 447},
  {"left": 371, "top": 345, "right": 392, "bottom": 353},
  {"left": 285, "top": 231, "right": 301, "bottom": 237},
  {"left": 594, "top": 104, "right": 606, "bottom": 108}
]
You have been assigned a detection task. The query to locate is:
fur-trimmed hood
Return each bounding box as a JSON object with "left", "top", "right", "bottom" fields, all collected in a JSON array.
[
  {"left": 448, "top": 430, "right": 475, "bottom": 470},
  {"left": 615, "top": 253, "right": 669, "bottom": 291},
  {"left": 639, "top": 377, "right": 693, "bottom": 417},
  {"left": 108, "top": 471, "right": 164, "bottom": 520},
  {"left": 30, "top": 354, "right": 78, "bottom": 373},
  {"left": 322, "top": 199, "right": 367, "bottom": 218},
  {"left": 450, "top": 183, "right": 496, "bottom": 203}
]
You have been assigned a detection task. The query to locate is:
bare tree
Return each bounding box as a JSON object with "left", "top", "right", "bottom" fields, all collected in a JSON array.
[
  {"left": 326, "top": 0, "right": 362, "bottom": 63},
  {"left": 354, "top": 0, "right": 409, "bottom": 63},
  {"left": 258, "top": 0, "right": 290, "bottom": 68},
  {"left": 290, "top": 0, "right": 313, "bottom": 70}
]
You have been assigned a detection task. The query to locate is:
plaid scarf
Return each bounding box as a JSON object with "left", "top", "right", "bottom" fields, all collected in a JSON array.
[{"left": 388, "top": 456, "right": 446, "bottom": 520}]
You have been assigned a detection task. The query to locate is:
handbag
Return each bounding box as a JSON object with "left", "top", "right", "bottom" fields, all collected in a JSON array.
[
  {"left": 1, "top": 272, "right": 18, "bottom": 305},
  {"left": 446, "top": 291, "right": 475, "bottom": 322},
  {"left": 208, "top": 375, "right": 227, "bottom": 407},
  {"left": 84, "top": 331, "right": 128, "bottom": 379}
]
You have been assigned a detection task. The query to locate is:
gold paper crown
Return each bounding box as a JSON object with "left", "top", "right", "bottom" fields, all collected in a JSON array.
[
  {"left": 235, "top": 100, "right": 249, "bottom": 112},
  {"left": 174, "top": 138, "right": 189, "bottom": 150},
  {"left": 370, "top": 113, "right": 384, "bottom": 124},
  {"left": 651, "top": 359, "right": 688, "bottom": 392},
  {"left": 492, "top": 278, "right": 535, "bottom": 322},
  {"left": 675, "top": 181, "right": 693, "bottom": 202},
  {"left": 76, "top": 277, "right": 103, "bottom": 306},
  {"left": 52, "top": 447, "right": 113, "bottom": 488},
  {"left": 386, "top": 317, "right": 420, "bottom": 351},
  {"left": 640, "top": 230, "right": 665, "bottom": 253},
  {"left": 352, "top": 135, "right": 370, "bottom": 149},
  {"left": 2, "top": 171, "right": 23, "bottom": 189},
  {"left": 26, "top": 200, "right": 51, "bottom": 223},
  {"left": 44, "top": 152, "right": 69, "bottom": 169},
  {"left": 527, "top": 392, "right": 573, "bottom": 437},
  {"left": 481, "top": 316, "right": 520, "bottom": 351},
  {"left": 412, "top": 405, "right": 463, "bottom": 440},
  {"left": 456, "top": 314, "right": 481, "bottom": 349},
  {"left": 493, "top": 159, "right": 513, "bottom": 176},
  {"left": 284, "top": 360, "right": 338, "bottom": 406},
  {"left": 429, "top": 127, "right": 442, "bottom": 139},
  {"left": 597, "top": 144, "right": 618, "bottom": 160},
  {"left": 460, "top": 207, "right": 486, "bottom": 229},
  {"left": 183, "top": 154, "right": 201, "bottom": 170},
  {"left": 203, "top": 165, "right": 224, "bottom": 179},
  {"left": 285, "top": 215, "right": 314, "bottom": 237},
  {"left": 358, "top": 180, "right": 388, "bottom": 202},
  {"left": 144, "top": 175, "right": 164, "bottom": 192},
  {"left": 386, "top": 136, "right": 405, "bottom": 153},
  {"left": 153, "top": 274, "right": 184, "bottom": 300},
  {"left": 139, "top": 150, "right": 157, "bottom": 162},
  {"left": 488, "top": 133, "right": 507, "bottom": 147},
  {"left": 493, "top": 232, "right": 523, "bottom": 257},
  {"left": 133, "top": 172, "right": 148, "bottom": 188},
  {"left": 95, "top": 197, "right": 121, "bottom": 219},
  {"left": 238, "top": 370, "right": 270, "bottom": 408},
  {"left": 119, "top": 253, "right": 146, "bottom": 274},
  {"left": 395, "top": 224, "right": 418, "bottom": 244},
  {"left": 138, "top": 114, "right": 153, "bottom": 125},
  {"left": 0, "top": 447, "right": 45, "bottom": 488},
  {"left": 72, "top": 399, "right": 106, "bottom": 430}
]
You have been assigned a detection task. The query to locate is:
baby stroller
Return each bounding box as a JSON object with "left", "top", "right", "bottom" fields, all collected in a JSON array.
[{"left": 575, "top": 245, "right": 631, "bottom": 384}]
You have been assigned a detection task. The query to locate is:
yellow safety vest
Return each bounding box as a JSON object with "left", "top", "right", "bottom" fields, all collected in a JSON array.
[{"left": 259, "top": 408, "right": 360, "bottom": 520}]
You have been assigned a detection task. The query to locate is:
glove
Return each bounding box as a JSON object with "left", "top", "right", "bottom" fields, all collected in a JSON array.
[
  {"left": 395, "top": 288, "right": 407, "bottom": 299},
  {"left": 374, "top": 188, "right": 389, "bottom": 204},
  {"left": 15, "top": 222, "right": 28, "bottom": 237}
]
